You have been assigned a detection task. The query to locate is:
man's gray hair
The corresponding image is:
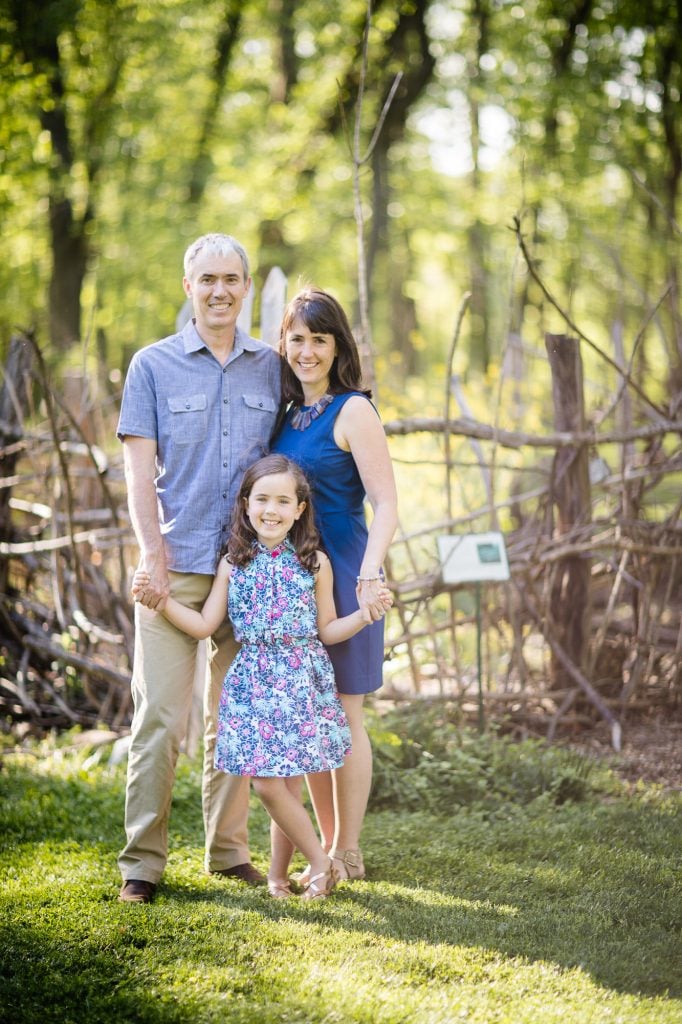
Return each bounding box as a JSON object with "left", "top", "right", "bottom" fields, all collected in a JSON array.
[{"left": 183, "top": 233, "right": 250, "bottom": 281}]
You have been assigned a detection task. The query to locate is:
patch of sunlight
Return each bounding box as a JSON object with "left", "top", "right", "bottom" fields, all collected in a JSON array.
[{"left": 374, "top": 882, "right": 520, "bottom": 917}]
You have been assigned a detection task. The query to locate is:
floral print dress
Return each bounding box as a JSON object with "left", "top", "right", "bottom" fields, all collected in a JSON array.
[{"left": 214, "top": 540, "right": 351, "bottom": 777}]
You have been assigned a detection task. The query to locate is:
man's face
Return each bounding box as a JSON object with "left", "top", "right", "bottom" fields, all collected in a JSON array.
[{"left": 183, "top": 249, "right": 250, "bottom": 339}]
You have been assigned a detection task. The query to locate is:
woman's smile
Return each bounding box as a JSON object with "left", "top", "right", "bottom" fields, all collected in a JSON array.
[{"left": 284, "top": 316, "right": 337, "bottom": 401}]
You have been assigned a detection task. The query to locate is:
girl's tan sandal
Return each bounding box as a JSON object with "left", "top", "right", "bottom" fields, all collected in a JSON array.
[
  {"left": 330, "top": 849, "right": 365, "bottom": 881},
  {"left": 291, "top": 865, "right": 311, "bottom": 886},
  {"left": 267, "top": 877, "right": 295, "bottom": 899},
  {"left": 301, "top": 861, "right": 339, "bottom": 901},
  {"left": 292, "top": 844, "right": 331, "bottom": 888}
]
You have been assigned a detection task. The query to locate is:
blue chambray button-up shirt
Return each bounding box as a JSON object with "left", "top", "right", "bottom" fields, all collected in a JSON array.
[{"left": 117, "top": 319, "right": 281, "bottom": 574}]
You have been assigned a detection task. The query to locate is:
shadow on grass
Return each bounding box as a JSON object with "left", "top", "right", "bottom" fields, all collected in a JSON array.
[
  {"left": 0, "top": 921, "right": 193, "bottom": 1024},
  {"left": 2, "top": 758, "right": 680, "bottom": 1022},
  {"left": 168, "top": 858, "right": 681, "bottom": 1001}
]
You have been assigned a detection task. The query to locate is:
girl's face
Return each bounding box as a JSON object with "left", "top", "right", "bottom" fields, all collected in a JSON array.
[
  {"left": 245, "top": 472, "right": 306, "bottom": 548},
  {"left": 284, "top": 316, "right": 337, "bottom": 400}
]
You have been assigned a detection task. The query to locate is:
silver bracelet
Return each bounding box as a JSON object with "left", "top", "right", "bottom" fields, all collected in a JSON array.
[{"left": 356, "top": 570, "right": 385, "bottom": 583}]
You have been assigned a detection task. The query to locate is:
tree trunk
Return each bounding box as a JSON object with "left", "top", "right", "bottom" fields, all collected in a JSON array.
[
  {"left": 543, "top": 0, "right": 595, "bottom": 152},
  {"left": 545, "top": 332, "right": 592, "bottom": 689},
  {"left": 364, "top": 0, "right": 435, "bottom": 374},
  {"left": 186, "top": 0, "right": 244, "bottom": 208},
  {"left": 658, "top": 24, "right": 682, "bottom": 409},
  {"left": 40, "top": 60, "right": 90, "bottom": 350},
  {"left": 270, "top": 0, "right": 298, "bottom": 103},
  {"left": 47, "top": 195, "right": 89, "bottom": 349}
]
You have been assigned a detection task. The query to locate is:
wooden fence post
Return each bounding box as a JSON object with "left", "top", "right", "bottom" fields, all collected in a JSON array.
[
  {"left": 545, "top": 333, "right": 592, "bottom": 689},
  {"left": 0, "top": 334, "right": 34, "bottom": 595}
]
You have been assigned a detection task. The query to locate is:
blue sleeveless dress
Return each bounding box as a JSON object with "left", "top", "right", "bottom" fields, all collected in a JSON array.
[
  {"left": 272, "top": 392, "right": 385, "bottom": 695},
  {"left": 214, "top": 540, "right": 351, "bottom": 777}
]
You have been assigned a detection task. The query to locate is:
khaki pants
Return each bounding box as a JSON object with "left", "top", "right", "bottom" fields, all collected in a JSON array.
[{"left": 118, "top": 572, "right": 251, "bottom": 883}]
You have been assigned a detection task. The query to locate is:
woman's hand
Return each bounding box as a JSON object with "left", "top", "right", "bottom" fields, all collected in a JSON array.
[{"left": 356, "top": 578, "right": 392, "bottom": 623}]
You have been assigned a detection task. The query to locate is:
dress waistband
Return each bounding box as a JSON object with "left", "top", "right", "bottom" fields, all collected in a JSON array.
[{"left": 240, "top": 635, "right": 317, "bottom": 648}]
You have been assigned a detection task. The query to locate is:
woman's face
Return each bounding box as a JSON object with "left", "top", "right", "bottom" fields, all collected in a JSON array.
[{"left": 283, "top": 316, "right": 337, "bottom": 398}]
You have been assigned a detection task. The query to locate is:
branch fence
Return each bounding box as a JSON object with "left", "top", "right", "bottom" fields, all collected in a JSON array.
[{"left": 1, "top": 323, "right": 680, "bottom": 749}]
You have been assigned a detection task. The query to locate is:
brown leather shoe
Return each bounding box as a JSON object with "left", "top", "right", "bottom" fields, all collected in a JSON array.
[
  {"left": 211, "top": 862, "right": 266, "bottom": 886},
  {"left": 119, "top": 879, "right": 157, "bottom": 903}
]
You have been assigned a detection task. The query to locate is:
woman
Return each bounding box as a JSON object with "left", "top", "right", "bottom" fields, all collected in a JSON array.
[{"left": 270, "top": 287, "right": 398, "bottom": 881}]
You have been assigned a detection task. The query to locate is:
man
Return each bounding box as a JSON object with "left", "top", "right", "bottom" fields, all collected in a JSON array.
[{"left": 117, "top": 233, "right": 281, "bottom": 903}]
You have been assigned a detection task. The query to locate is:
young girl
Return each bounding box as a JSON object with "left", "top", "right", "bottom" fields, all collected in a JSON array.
[{"left": 133, "top": 454, "right": 391, "bottom": 901}]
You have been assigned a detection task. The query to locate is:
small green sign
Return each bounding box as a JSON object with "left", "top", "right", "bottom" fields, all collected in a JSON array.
[{"left": 477, "top": 543, "right": 501, "bottom": 564}]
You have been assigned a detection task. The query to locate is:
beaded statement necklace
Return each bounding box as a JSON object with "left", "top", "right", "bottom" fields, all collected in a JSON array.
[{"left": 289, "top": 392, "right": 334, "bottom": 431}]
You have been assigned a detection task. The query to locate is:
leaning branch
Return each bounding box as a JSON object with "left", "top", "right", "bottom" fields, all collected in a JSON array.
[{"left": 513, "top": 214, "right": 669, "bottom": 420}]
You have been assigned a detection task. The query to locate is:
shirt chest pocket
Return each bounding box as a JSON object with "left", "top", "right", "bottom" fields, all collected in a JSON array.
[
  {"left": 168, "top": 393, "right": 208, "bottom": 446},
  {"left": 242, "top": 393, "right": 278, "bottom": 428}
]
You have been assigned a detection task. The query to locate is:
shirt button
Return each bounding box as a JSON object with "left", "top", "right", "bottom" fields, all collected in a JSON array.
[
  {"left": 223, "top": 460, "right": 228, "bottom": 467},
  {"left": 223, "top": 367, "right": 228, "bottom": 373},
  {"left": 185, "top": 403, "right": 190, "bottom": 409},
  {"left": 223, "top": 398, "right": 228, "bottom": 404},
  {"left": 223, "top": 429, "right": 228, "bottom": 436},
  {"left": 222, "top": 492, "right": 227, "bottom": 499},
  {"left": 259, "top": 402, "right": 263, "bottom": 408}
]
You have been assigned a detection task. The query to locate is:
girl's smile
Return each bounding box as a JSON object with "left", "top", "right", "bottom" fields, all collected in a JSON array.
[{"left": 245, "top": 471, "right": 306, "bottom": 548}]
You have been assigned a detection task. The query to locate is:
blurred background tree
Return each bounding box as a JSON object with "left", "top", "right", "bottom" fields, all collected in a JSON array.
[
  {"left": 1, "top": 0, "right": 679, "bottom": 736},
  {"left": 0, "top": 0, "right": 679, "bottom": 411}
]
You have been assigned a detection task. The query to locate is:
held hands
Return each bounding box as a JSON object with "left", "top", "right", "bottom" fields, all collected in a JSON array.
[
  {"left": 131, "top": 568, "right": 149, "bottom": 597},
  {"left": 356, "top": 577, "right": 393, "bottom": 624},
  {"left": 131, "top": 565, "right": 169, "bottom": 611}
]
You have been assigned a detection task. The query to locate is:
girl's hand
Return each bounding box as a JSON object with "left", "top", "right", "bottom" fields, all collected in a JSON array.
[
  {"left": 356, "top": 578, "right": 392, "bottom": 622},
  {"left": 131, "top": 562, "right": 169, "bottom": 610},
  {"left": 132, "top": 568, "right": 151, "bottom": 599}
]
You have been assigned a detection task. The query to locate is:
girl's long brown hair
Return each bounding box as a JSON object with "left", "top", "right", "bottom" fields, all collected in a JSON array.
[
  {"left": 278, "top": 288, "right": 372, "bottom": 405},
  {"left": 224, "top": 454, "right": 320, "bottom": 574}
]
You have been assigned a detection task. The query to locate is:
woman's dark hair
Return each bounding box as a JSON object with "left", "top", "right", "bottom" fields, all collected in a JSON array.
[
  {"left": 278, "top": 288, "right": 372, "bottom": 405},
  {"left": 224, "top": 454, "right": 320, "bottom": 573}
]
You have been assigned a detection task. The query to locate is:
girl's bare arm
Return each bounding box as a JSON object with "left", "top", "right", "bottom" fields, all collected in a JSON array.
[
  {"left": 133, "top": 557, "right": 232, "bottom": 639},
  {"left": 314, "top": 552, "right": 391, "bottom": 646}
]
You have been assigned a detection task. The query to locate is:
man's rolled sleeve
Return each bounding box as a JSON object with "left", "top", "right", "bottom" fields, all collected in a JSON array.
[{"left": 117, "top": 351, "right": 159, "bottom": 442}]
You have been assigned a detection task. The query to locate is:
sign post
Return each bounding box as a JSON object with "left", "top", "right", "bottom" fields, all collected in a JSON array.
[{"left": 437, "top": 532, "right": 511, "bottom": 732}]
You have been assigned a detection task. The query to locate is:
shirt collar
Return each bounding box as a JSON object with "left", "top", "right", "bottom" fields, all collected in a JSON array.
[
  {"left": 181, "top": 319, "right": 262, "bottom": 355},
  {"left": 254, "top": 537, "right": 294, "bottom": 558}
]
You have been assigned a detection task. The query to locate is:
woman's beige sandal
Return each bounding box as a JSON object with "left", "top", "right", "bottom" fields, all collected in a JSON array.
[
  {"left": 267, "top": 877, "right": 295, "bottom": 899},
  {"left": 301, "top": 861, "right": 338, "bottom": 901},
  {"left": 330, "top": 849, "right": 365, "bottom": 881}
]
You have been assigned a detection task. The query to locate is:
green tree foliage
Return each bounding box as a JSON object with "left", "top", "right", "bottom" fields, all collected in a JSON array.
[{"left": 0, "top": 0, "right": 679, "bottom": 408}]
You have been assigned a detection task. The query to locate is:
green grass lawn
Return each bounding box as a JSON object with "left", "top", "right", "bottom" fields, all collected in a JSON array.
[{"left": 1, "top": 726, "right": 680, "bottom": 1024}]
